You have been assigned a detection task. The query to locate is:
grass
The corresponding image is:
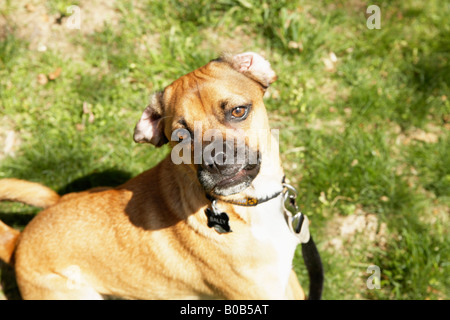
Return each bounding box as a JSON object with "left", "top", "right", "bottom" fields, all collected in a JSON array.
[{"left": 0, "top": 0, "right": 449, "bottom": 299}]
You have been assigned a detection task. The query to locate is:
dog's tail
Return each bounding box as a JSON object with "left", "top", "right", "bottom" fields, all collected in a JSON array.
[
  {"left": 0, "top": 179, "right": 60, "bottom": 264},
  {"left": 0, "top": 179, "right": 60, "bottom": 209},
  {"left": 302, "top": 236, "right": 324, "bottom": 300}
]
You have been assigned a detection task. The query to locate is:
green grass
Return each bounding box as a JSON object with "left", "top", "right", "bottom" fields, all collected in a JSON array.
[{"left": 1, "top": 0, "right": 448, "bottom": 300}]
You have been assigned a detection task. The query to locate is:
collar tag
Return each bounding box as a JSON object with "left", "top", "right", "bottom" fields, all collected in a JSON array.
[{"left": 205, "top": 200, "right": 232, "bottom": 234}]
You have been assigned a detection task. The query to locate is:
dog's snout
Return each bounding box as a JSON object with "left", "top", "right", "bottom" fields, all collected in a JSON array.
[
  {"left": 198, "top": 138, "right": 261, "bottom": 196},
  {"left": 202, "top": 150, "right": 231, "bottom": 174}
]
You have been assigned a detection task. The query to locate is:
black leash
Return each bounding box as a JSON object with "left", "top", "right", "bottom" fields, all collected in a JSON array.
[{"left": 301, "top": 237, "right": 324, "bottom": 300}]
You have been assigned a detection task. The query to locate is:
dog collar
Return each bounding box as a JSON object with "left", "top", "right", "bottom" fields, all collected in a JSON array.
[
  {"left": 205, "top": 190, "right": 282, "bottom": 208},
  {"left": 204, "top": 188, "right": 282, "bottom": 234},
  {"left": 204, "top": 179, "right": 311, "bottom": 242}
]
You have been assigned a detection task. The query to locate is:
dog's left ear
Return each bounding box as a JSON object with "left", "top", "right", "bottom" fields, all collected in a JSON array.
[
  {"left": 133, "top": 92, "right": 168, "bottom": 147},
  {"left": 225, "top": 52, "right": 277, "bottom": 89}
]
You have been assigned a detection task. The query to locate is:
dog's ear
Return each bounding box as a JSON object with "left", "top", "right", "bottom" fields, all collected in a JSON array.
[
  {"left": 223, "top": 52, "right": 277, "bottom": 89},
  {"left": 133, "top": 92, "right": 168, "bottom": 147}
]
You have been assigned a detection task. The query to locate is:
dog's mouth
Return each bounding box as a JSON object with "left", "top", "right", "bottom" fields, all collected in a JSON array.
[
  {"left": 215, "top": 163, "right": 259, "bottom": 188},
  {"left": 198, "top": 162, "right": 260, "bottom": 197}
]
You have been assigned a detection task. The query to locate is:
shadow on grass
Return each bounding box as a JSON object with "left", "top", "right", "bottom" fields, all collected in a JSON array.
[
  {"left": 0, "top": 261, "right": 20, "bottom": 300},
  {"left": 58, "top": 168, "right": 133, "bottom": 194}
]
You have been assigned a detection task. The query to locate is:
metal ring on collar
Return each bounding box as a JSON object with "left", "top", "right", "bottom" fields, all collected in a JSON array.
[{"left": 282, "top": 183, "right": 298, "bottom": 199}]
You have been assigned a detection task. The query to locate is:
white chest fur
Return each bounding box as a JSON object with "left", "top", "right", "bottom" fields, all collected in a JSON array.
[{"left": 248, "top": 195, "right": 300, "bottom": 296}]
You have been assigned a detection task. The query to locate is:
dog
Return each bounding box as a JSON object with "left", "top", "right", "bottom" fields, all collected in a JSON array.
[{"left": 0, "top": 52, "right": 322, "bottom": 299}]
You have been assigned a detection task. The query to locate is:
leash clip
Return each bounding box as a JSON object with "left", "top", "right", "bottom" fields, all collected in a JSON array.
[{"left": 282, "top": 183, "right": 310, "bottom": 243}]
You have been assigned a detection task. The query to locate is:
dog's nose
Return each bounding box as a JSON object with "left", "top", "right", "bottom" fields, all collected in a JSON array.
[{"left": 203, "top": 151, "right": 229, "bottom": 174}]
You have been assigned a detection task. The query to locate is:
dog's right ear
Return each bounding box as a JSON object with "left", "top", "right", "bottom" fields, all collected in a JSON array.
[
  {"left": 221, "top": 52, "right": 277, "bottom": 89},
  {"left": 133, "top": 92, "right": 168, "bottom": 147}
]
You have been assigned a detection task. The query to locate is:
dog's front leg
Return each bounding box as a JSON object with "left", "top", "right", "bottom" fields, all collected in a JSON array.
[{"left": 285, "top": 270, "right": 305, "bottom": 300}]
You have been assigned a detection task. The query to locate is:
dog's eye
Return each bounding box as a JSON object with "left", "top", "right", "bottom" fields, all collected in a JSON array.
[{"left": 230, "top": 106, "right": 249, "bottom": 120}]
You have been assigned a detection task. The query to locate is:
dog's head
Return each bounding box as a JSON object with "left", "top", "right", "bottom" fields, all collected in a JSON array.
[{"left": 134, "top": 52, "right": 283, "bottom": 200}]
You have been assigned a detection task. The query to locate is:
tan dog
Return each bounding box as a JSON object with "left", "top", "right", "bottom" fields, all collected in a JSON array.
[{"left": 0, "top": 52, "right": 321, "bottom": 299}]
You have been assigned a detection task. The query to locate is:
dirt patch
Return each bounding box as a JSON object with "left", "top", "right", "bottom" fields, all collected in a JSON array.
[
  {"left": 0, "top": 0, "right": 120, "bottom": 58},
  {"left": 0, "top": 118, "right": 21, "bottom": 161},
  {"left": 199, "top": 26, "right": 263, "bottom": 54},
  {"left": 395, "top": 123, "right": 446, "bottom": 146},
  {"left": 419, "top": 202, "right": 449, "bottom": 232},
  {"left": 306, "top": 118, "right": 346, "bottom": 134},
  {"left": 324, "top": 208, "right": 388, "bottom": 253}
]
